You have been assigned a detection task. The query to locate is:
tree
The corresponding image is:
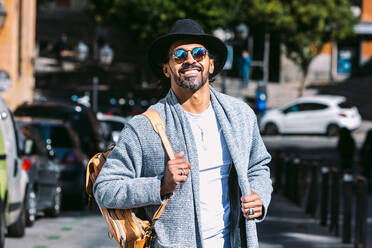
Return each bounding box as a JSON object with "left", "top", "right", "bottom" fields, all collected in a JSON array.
[
  {"left": 239, "top": 0, "right": 358, "bottom": 96},
  {"left": 88, "top": 0, "right": 243, "bottom": 43},
  {"left": 89, "top": 0, "right": 358, "bottom": 95}
]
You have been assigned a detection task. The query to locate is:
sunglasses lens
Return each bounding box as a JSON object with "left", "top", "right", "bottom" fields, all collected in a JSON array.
[
  {"left": 192, "top": 48, "right": 207, "bottom": 61},
  {"left": 172, "top": 48, "right": 207, "bottom": 63},
  {"left": 173, "top": 49, "right": 188, "bottom": 63}
]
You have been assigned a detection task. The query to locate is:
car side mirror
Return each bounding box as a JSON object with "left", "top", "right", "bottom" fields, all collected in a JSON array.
[{"left": 24, "top": 139, "right": 36, "bottom": 155}]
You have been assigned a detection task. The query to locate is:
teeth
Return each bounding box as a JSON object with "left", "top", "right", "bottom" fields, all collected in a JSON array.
[{"left": 184, "top": 70, "right": 199, "bottom": 75}]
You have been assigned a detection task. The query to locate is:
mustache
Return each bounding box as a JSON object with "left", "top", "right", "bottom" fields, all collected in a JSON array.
[{"left": 178, "top": 64, "right": 203, "bottom": 74}]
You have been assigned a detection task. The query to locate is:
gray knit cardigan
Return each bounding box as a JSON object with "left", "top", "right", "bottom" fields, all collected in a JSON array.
[{"left": 94, "top": 87, "right": 272, "bottom": 248}]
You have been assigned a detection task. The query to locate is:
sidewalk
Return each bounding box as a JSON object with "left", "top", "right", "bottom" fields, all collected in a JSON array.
[{"left": 257, "top": 194, "right": 353, "bottom": 248}]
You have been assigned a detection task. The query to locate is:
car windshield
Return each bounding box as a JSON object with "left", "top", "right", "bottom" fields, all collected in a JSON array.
[
  {"left": 338, "top": 101, "right": 354, "bottom": 109},
  {"left": 33, "top": 125, "right": 74, "bottom": 148}
]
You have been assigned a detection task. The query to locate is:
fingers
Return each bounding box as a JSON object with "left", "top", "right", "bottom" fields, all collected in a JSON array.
[
  {"left": 175, "top": 151, "right": 184, "bottom": 159},
  {"left": 171, "top": 152, "right": 193, "bottom": 170},
  {"left": 242, "top": 206, "right": 262, "bottom": 219},
  {"left": 163, "top": 151, "right": 192, "bottom": 193},
  {"left": 241, "top": 190, "right": 263, "bottom": 219}
]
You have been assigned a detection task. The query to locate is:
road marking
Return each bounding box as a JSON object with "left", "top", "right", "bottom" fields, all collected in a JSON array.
[
  {"left": 61, "top": 227, "right": 72, "bottom": 231},
  {"left": 47, "top": 235, "right": 60, "bottom": 240}
]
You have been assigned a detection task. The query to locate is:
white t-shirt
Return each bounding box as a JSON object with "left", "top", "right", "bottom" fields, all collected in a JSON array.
[{"left": 186, "top": 104, "right": 232, "bottom": 248}]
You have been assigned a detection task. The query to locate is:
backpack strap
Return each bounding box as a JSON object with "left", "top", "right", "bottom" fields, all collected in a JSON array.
[
  {"left": 141, "top": 109, "right": 174, "bottom": 225},
  {"left": 142, "top": 109, "right": 175, "bottom": 160}
]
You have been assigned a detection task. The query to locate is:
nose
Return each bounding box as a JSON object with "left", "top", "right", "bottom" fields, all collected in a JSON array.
[{"left": 184, "top": 50, "right": 196, "bottom": 64}]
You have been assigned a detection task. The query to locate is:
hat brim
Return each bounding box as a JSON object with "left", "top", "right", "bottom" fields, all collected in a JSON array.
[{"left": 148, "top": 33, "right": 227, "bottom": 79}]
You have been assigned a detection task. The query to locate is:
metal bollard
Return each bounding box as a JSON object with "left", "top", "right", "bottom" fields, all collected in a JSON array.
[
  {"left": 342, "top": 173, "right": 353, "bottom": 244},
  {"left": 306, "top": 162, "right": 319, "bottom": 217},
  {"left": 293, "top": 158, "right": 301, "bottom": 205},
  {"left": 329, "top": 167, "right": 340, "bottom": 236},
  {"left": 274, "top": 153, "right": 284, "bottom": 193},
  {"left": 284, "top": 156, "right": 292, "bottom": 199},
  {"left": 320, "top": 166, "right": 330, "bottom": 226},
  {"left": 354, "top": 176, "right": 368, "bottom": 248},
  {"left": 300, "top": 160, "right": 310, "bottom": 208}
]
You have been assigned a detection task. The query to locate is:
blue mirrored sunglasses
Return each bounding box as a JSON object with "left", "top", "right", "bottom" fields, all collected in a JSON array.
[{"left": 171, "top": 47, "right": 208, "bottom": 64}]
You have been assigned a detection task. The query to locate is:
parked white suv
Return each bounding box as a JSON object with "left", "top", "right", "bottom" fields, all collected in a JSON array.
[
  {"left": 0, "top": 97, "right": 28, "bottom": 248},
  {"left": 259, "top": 95, "right": 362, "bottom": 136}
]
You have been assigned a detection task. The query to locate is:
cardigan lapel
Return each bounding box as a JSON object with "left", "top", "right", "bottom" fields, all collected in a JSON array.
[{"left": 165, "top": 90, "right": 204, "bottom": 246}]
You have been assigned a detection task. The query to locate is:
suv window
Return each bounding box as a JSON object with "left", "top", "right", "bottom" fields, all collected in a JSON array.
[
  {"left": 283, "top": 102, "right": 328, "bottom": 113},
  {"left": 338, "top": 101, "right": 354, "bottom": 109},
  {"left": 283, "top": 104, "right": 302, "bottom": 114},
  {"left": 301, "top": 103, "right": 328, "bottom": 111},
  {"left": 14, "top": 104, "right": 100, "bottom": 156}
]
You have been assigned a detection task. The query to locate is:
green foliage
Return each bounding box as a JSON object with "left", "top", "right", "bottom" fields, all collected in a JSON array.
[
  {"left": 88, "top": 0, "right": 243, "bottom": 42},
  {"left": 240, "top": 0, "right": 358, "bottom": 72},
  {"left": 89, "top": 0, "right": 358, "bottom": 77}
]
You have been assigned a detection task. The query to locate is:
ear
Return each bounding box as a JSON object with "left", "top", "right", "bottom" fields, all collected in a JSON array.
[
  {"left": 208, "top": 58, "right": 215, "bottom": 75},
  {"left": 162, "top": 64, "right": 171, "bottom": 78}
]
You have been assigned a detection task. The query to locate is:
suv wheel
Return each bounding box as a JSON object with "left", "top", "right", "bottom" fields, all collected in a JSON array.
[
  {"left": 25, "top": 189, "right": 37, "bottom": 227},
  {"left": 264, "top": 123, "right": 279, "bottom": 135},
  {"left": 0, "top": 203, "right": 5, "bottom": 248},
  {"left": 45, "top": 186, "right": 61, "bottom": 217},
  {"left": 326, "top": 124, "right": 339, "bottom": 137},
  {"left": 7, "top": 202, "right": 25, "bottom": 237}
]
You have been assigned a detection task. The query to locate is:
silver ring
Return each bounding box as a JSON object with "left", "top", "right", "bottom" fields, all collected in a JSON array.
[
  {"left": 247, "top": 208, "right": 255, "bottom": 215},
  {"left": 181, "top": 169, "right": 186, "bottom": 176}
]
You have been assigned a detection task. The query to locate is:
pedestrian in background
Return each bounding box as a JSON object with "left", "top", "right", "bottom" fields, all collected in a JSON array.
[
  {"left": 238, "top": 49, "right": 252, "bottom": 88},
  {"left": 94, "top": 19, "right": 272, "bottom": 248},
  {"left": 337, "top": 127, "right": 356, "bottom": 174},
  {"left": 360, "top": 129, "right": 372, "bottom": 189}
]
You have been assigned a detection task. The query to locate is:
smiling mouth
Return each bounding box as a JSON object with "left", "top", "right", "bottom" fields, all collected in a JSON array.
[
  {"left": 179, "top": 64, "right": 203, "bottom": 76},
  {"left": 182, "top": 69, "right": 200, "bottom": 76}
]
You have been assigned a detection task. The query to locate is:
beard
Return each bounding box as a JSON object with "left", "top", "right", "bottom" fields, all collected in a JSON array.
[{"left": 172, "top": 64, "right": 208, "bottom": 91}]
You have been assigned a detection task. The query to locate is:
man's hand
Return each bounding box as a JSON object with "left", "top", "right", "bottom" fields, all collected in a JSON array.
[
  {"left": 241, "top": 190, "right": 263, "bottom": 219},
  {"left": 160, "top": 151, "right": 192, "bottom": 196}
]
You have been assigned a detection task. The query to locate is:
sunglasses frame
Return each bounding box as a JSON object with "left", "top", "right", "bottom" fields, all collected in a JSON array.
[{"left": 171, "top": 47, "right": 208, "bottom": 64}]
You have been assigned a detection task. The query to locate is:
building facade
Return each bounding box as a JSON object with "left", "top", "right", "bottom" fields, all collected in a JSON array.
[
  {"left": 281, "top": 0, "right": 372, "bottom": 84},
  {"left": 0, "top": 0, "right": 36, "bottom": 109}
]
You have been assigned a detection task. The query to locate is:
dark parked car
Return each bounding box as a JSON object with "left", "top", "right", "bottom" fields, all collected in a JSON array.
[
  {"left": 24, "top": 120, "right": 88, "bottom": 209},
  {"left": 16, "top": 121, "right": 61, "bottom": 226},
  {"left": 14, "top": 102, "right": 104, "bottom": 158}
]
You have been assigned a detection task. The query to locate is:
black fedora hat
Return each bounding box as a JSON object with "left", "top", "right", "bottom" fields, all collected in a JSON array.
[{"left": 148, "top": 19, "right": 227, "bottom": 79}]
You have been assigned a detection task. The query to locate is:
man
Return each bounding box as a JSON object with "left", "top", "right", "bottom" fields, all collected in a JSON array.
[{"left": 94, "top": 19, "right": 272, "bottom": 248}]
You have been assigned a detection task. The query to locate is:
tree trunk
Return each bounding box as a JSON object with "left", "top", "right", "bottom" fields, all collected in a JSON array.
[{"left": 298, "top": 70, "right": 308, "bottom": 97}]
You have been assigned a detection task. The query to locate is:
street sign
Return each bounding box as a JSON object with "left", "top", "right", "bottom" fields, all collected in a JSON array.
[
  {"left": 0, "top": 70, "right": 11, "bottom": 91},
  {"left": 337, "top": 49, "right": 352, "bottom": 75}
]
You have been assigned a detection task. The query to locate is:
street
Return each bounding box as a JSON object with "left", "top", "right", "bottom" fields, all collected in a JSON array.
[
  {"left": 5, "top": 123, "right": 372, "bottom": 248},
  {"left": 5, "top": 208, "right": 116, "bottom": 248}
]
